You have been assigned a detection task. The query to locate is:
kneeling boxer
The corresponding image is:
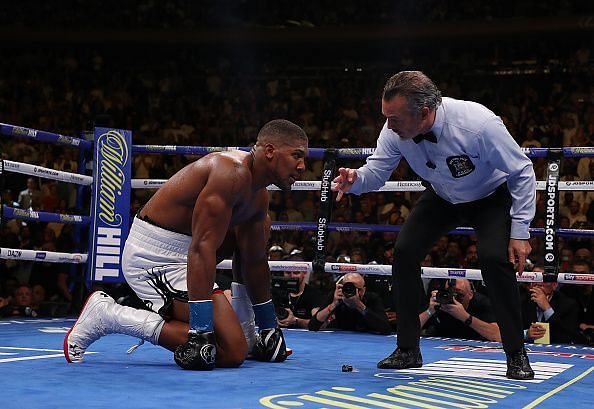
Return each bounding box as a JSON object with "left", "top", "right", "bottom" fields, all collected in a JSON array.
[{"left": 64, "top": 119, "right": 308, "bottom": 370}]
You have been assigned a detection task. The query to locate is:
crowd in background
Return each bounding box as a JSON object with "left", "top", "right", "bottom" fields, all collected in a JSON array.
[
  {"left": 0, "top": 1, "right": 589, "bottom": 28},
  {"left": 1, "top": 4, "right": 593, "bottom": 346}
]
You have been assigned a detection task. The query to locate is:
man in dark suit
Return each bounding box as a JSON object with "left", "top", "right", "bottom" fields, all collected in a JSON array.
[{"left": 521, "top": 278, "right": 580, "bottom": 344}]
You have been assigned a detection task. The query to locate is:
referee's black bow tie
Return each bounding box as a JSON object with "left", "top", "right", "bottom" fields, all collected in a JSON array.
[{"left": 413, "top": 131, "right": 437, "bottom": 144}]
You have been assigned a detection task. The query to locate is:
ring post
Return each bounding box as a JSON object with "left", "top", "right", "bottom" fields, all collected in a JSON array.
[
  {"left": 0, "top": 159, "right": 4, "bottom": 226},
  {"left": 543, "top": 148, "right": 562, "bottom": 281},
  {"left": 312, "top": 149, "right": 337, "bottom": 275},
  {"left": 87, "top": 127, "right": 132, "bottom": 286}
]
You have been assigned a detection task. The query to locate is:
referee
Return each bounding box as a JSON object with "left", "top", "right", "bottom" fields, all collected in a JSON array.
[{"left": 333, "top": 71, "right": 535, "bottom": 380}]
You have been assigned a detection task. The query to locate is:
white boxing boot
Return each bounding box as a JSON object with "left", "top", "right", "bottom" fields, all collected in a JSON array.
[{"left": 64, "top": 291, "right": 164, "bottom": 363}]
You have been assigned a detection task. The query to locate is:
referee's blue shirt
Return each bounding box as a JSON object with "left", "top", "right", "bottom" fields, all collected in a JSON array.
[{"left": 349, "top": 97, "right": 536, "bottom": 240}]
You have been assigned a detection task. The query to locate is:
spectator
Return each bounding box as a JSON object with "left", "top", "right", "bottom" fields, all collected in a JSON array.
[
  {"left": 350, "top": 248, "right": 367, "bottom": 264},
  {"left": 560, "top": 247, "right": 575, "bottom": 272},
  {"left": 464, "top": 244, "right": 480, "bottom": 269},
  {"left": 41, "top": 182, "right": 62, "bottom": 212},
  {"left": 283, "top": 196, "right": 304, "bottom": 222},
  {"left": 567, "top": 200, "right": 587, "bottom": 227},
  {"left": 574, "top": 248, "right": 592, "bottom": 265},
  {"left": 521, "top": 128, "right": 542, "bottom": 148},
  {"left": 443, "top": 241, "right": 464, "bottom": 267},
  {"left": 1, "top": 285, "right": 38, "bottom": 317},
  {"left": 17, "top": 177, "right": 42, "bottom": 210},
  {"left": 31, "top": 284, "right": 47, "bottom": 315},
  {"left": 520, "top": 275, "right": 580, "bottom": 344},
  {"left": 560, "top": 261, "right": 594, "bottom": 345}
]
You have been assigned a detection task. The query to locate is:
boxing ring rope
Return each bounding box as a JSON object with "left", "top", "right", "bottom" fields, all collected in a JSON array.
[
  {"left": 2, "top": 206, "right": 91, "bottom": 225},
  {"left": 213, "top": 260, "right": 594, "bottom": 285},
  {"left": 130, "top": 179, "right": 594, "bottom": 192},
  {"left": 1, "top": 159, "right": 93, "bottom": 185},
  {"left": 128, "top": 143, "right": 594, "bottom": 285},
  {"left": 0, "top": 122, "right": 92, "bottom": 274},
  {"left": 269, "top": 222, "right": 594, "bottom": 239},
  {"left": 1, "top": 159, "right": 93, "bottom": 225},
  {"left": 132, "top": 144, "right": 594, "bottom": 159},
  {"left": 0, "top": 123, "right": 92, "bottom": 150},
  {"left": 2, "top": 122, "right": 594, "bottom": 286},
  {"left": 0, "top": 248, "right": 87, "bottom": 263}
]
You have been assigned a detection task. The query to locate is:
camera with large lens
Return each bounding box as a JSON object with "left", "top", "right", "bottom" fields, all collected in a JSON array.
[
  {"left": 435, "top": 279, "right": 456, "bottom": 305},
  {"left": 341, "top": 281, "right": 357, "bottom": 298},
  {"left": 271, "top": 276, "right": 299, "bottom": 320},
  {"left": 435, "top": 288, "right": 455, "bottom": 304}
]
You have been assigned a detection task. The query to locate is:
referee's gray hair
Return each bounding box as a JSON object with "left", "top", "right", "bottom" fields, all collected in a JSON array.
[{"left": 383, "top": 71, "right": 442, "bottom": 114}]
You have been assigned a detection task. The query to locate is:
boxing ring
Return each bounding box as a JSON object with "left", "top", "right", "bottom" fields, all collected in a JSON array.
[{"left": 1, "top": 122, "right": 594, "bottom": 408}]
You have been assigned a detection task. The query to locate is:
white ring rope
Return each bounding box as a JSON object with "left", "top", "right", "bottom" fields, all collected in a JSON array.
[
  {"left": 0, "top": 247, "right": 87, "bottom": 263},
  {"left": 214, "top": 259, "right": 594, "bottom": 285},
  {"left": 1, "top": 160, "right": 93, "bottom": 186},
  {"left": 131, "top": 179, "right": 325, "bottom": 191},
  {"left": 1, "top": 250, "right": 593, "bottom": 284},
  {"left": 131, "top": 179, "right": 594, "bottom": 192},
  {"left": 2, "top": 159, "right": 593, "bottom": 285}
]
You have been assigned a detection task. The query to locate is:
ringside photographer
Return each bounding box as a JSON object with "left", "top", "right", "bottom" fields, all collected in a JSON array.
[
  {"left": 273, "top": 267, "right": 325, "bottom": 330},
  {"left": 421, "top": 279, "right": 501, "bottom": 342},
  {"left": 309, "top": 273, "right": 392, "bottom": 335}
]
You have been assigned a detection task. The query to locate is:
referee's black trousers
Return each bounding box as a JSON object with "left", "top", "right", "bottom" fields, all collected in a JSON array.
[{"left": 392, "top": 184, "right": 525, "bottom": 353}]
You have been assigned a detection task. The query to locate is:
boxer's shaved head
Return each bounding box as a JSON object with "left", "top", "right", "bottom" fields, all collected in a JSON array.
[{"left": 256, "top": 119, "right": 307, "bottom": 147}]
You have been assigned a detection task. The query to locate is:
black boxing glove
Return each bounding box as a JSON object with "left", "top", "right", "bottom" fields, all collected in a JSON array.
[
  {"left": 174, "top": 331, "right": 216, "bottom": 370},
  {"left": 252, "top": 327, "right": 288, "bottom": 362}
]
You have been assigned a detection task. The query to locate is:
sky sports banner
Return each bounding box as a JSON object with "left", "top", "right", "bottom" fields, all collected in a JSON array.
[{"left": 87, "top": 128, "right": 132, "bottom": 284}]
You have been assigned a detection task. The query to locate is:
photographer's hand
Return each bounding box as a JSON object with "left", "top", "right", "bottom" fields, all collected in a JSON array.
[
  {"left": 420, "top": 290, "right": 440, "bottom": 327},
  {"left": 429, "top": 290, "right": 439, "bottom": 314},
  {"left": 277, "top": 308, "right": 296, "bottom": 328},
  {"left": 439, "top": 298, "right": 469, "bottom": 322},
  {"left": 342, "top": 292, "right": 366, "bottom": 312},
  {"left": 440, "top": 298, "right": 502, "bottom": 342},
  {"left": 333, "top": 284, "right": 344, "bottom": 305}
]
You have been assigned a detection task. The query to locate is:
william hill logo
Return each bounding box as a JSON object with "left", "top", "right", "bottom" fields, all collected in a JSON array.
[
  {"left": 97, "top": 130, "right": 128, "bottom": 228},
  {"left": 59, "top": 214, "right": 82, "bottom": 223},
  {"left": 92, "top": 129, "right": 130, "bottom": 281},
  {"left": 13, "top": 209, "right": 39, "bottom": 219}
]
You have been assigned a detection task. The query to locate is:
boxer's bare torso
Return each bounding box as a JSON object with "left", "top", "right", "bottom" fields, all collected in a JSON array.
[
  {"left": 138, "top": 137, "right": 307, "bottom": 302},
  {"left": 139, "top": 150, "right": 268, "bottom": 236}
]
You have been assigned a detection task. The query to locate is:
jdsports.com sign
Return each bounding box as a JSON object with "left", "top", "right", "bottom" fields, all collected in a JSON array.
[{"left": 544, "top": 160, "right": 560, "bottom": 268}]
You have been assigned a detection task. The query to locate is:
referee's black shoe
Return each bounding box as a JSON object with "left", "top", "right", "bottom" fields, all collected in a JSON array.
[
  {"left": 506, "top": 348, "right": 534, "bottom": 380},
  {"left": 377, "top": 347, "right": 422, "bottom": 369}
]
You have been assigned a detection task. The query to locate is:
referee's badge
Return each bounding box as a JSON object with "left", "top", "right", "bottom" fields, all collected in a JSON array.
[{"left": 446, "top": 155, "right": 475, "bottom": 178}]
